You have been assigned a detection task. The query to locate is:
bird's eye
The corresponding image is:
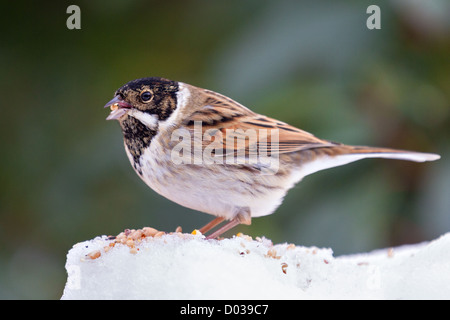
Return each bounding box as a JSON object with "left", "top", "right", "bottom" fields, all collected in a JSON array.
[{"left": 140, "top": 91, "right": 153, "bottom": 102}]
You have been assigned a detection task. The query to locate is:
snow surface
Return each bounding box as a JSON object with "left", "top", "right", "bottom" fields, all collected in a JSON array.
[{"left": 61, "top": 231, "right": 450, "bottom": 299}]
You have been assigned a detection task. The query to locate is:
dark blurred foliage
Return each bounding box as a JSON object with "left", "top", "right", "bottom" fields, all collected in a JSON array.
[{"left": 0, "top": 0, "right": 449, "bottom": 299}]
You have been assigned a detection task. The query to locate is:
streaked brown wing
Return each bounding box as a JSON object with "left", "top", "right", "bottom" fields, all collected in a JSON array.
[
  {"left": 180, "top": 88, "right": 440, "bottom": 164},
  {"left": 184, "top": 92, "right": 336, "bottom": 157}
]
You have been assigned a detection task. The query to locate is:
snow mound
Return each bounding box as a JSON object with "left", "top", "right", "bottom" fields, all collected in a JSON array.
[{"left": 61, "top": 229, "right": 450, "bottom": 299}]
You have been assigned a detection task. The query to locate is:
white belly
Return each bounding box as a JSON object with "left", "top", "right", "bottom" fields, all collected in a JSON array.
[{"left": 125, "top": 139, "right": 297, "bottom": 220}]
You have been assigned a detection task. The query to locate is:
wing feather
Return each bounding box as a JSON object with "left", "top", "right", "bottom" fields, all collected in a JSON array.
[
  {"left": 184, "top": 91, "right": 335, "bottom": 157},
  {"left": 177, "top": 85, "right": 439, "bottom": 166}
]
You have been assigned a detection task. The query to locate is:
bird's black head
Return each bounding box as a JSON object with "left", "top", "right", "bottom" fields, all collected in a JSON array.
[
  {"left": 104, "top": 77, "right": 179, "bottom": 121},
  {"left": 104, "top": 77, "right": 181, "bottom": 172}
]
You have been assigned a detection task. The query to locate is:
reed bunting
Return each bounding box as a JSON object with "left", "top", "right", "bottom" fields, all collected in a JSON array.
[{"left": 104, "top": 77, "right": 440, "bottom": 239}]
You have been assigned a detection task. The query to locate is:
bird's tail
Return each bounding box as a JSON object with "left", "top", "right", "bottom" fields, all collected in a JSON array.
[
  {"left": 298, "top": 144, "right": 440, "bottom": 178},
  {"left": 332, "top": 145, "right": 440, "bottom": 162}
]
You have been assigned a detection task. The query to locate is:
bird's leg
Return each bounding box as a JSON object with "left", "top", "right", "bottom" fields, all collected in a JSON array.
[
  {"left": 205, "top": 219, "right": 240, "bottom": 240},
  {"left": 204, "top": 207, "right": 251, "bottom": 240},
  {"left": 199, "top": 217, "right": 225, "bottom": 234}
]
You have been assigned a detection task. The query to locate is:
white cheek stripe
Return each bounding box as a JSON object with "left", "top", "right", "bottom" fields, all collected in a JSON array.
[{"left": 127, "top": 109, "right": 159, "bottom": 130}]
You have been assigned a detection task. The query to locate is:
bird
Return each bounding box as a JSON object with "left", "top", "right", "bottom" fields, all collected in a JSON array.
[{"left": 104, "top": 77, "right": 440, "bottom": 239}]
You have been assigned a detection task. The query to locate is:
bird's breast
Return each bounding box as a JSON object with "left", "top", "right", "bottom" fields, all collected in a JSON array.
[{"left": 120, "top": 116, "right": 158, "bottom": 174}]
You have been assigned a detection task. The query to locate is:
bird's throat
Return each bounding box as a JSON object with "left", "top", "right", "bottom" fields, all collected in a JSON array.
[{"left": 120, "top": 116, "right": 158, "bottom": 174}]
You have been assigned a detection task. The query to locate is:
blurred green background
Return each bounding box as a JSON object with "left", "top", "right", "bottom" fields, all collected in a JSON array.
[{"left": 1, "top": 0, "right": 449, "bottom": 299}]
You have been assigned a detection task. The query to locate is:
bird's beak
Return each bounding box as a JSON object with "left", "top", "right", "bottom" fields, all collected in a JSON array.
[{"left": 104, "top": 96, "right": 132, "bottom": 120}]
